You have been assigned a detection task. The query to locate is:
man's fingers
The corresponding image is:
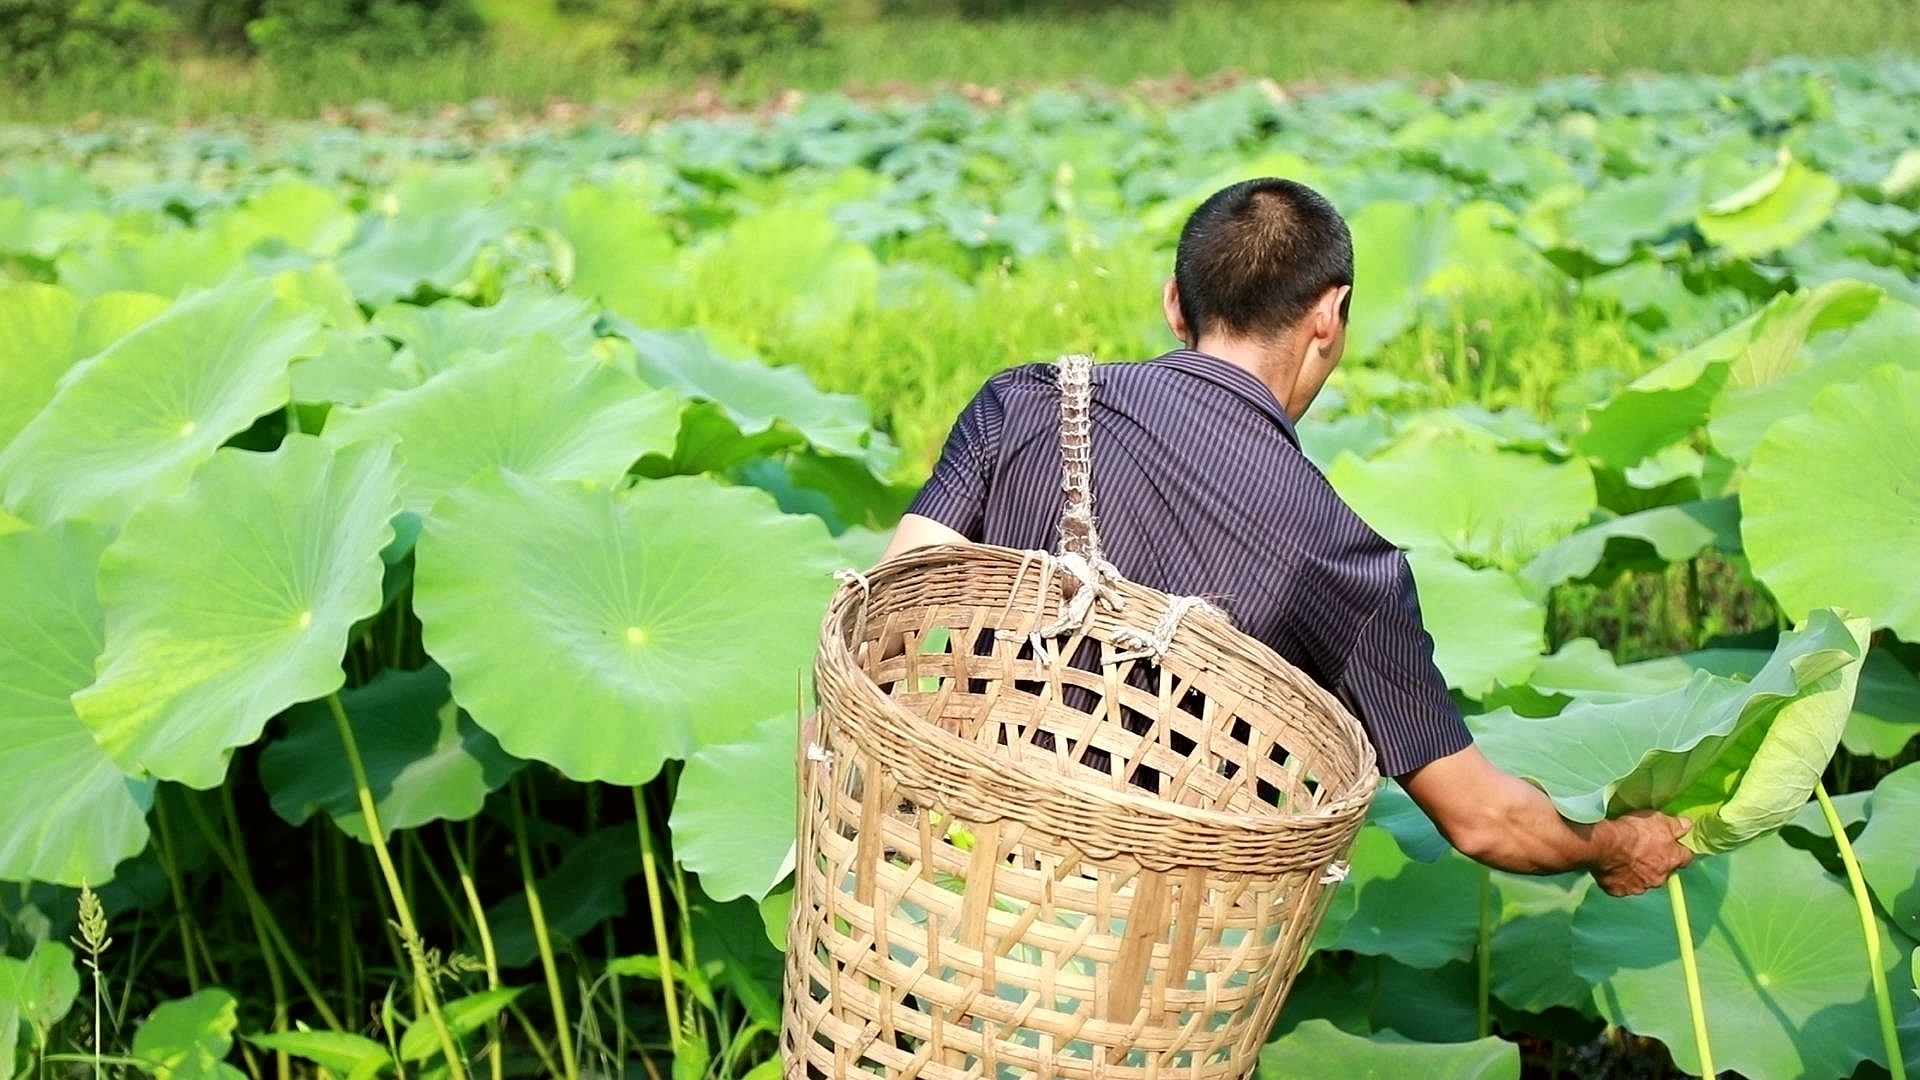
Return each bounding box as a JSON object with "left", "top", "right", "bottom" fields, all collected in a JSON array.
[{"left": 1668, "top": 814, "right": 1693, "bottom": 837}]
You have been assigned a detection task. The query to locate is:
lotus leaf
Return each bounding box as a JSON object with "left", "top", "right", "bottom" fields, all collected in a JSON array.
[
  {"left": 1257, "top": 1020, "right": 1519, "bottom": 1080},
  {"left": 1698, "top": 154, "right": 1844, "bottom": 257},
  {"left": 371, "top": 285, "right": 601, "bottom": 383},
  {"left": 1473, "top": 610, "right": 1867, "bottom": 848},
  {"left": 1743, "top": 365, "right": 1920, "bottom": 640},
  {"left": 1573, "top": 833, "right": 1896, "bottom": 1080},
  {"left": 560, "top": 184, "right": 682, "bottom": 324},
  {"left": 260, "top": 664, "right": 522, "bottom": 844},
  {"left": 336, "top": 206, "right": 508, "bottom": 306},
  {"left": 1853, "top": 762, "right": 1920, "bottom": 940},
  {"left": 1490, "top": 874, "right": 1594, "bottom": 1015},
  {"left": 1328, "top": 827, "right": 1484, "bottom": 969},
  {"left": 0, "top": 279, "right": 323, "bottom": 526},
  {"left": 1330, "top": 440, "right": 1594, "bottom": 567},
  {"left": 131, "top": 989, "right": 245, "bottom": 1080},
  {"left": 322, "top": 334, "right": 678, "bottom": 516},
  {"left": 0, "top": 941, "right": 79, "bottom": 1079},
  {"left": 0, "top": 523, "right": 153, "bottom": 886},
  {"left": 671, "top": 714, "right": 798, "bottom": 903},
  {"left": 1521, "top": 497, "right": 1740, "bottom": 590},
  {"left": 414, "top": 471, "right": 841, "bottom": 785},
  {"left": 75, "top": 436, "right": 402, "bottom": 788},
  {"left": 1405, "top": 550, "right": 1544, "bottom": 698}
]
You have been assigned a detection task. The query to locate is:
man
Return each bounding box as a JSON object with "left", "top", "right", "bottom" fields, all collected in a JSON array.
[{"left": 880, "top": 177, "right": 1692, "bottom": 897}]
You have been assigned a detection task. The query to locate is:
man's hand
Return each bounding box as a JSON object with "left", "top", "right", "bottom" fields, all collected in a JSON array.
[
  {"left": 879, "top": 513, "right": 969, "bottom": 563},
  {"left": 1588, "top": 810, "right": 1694, "bottom": 897}
]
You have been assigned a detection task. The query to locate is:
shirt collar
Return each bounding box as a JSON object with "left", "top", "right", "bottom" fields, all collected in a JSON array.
[{"left": 1149, "top": 349, "right": 1302, "bottom": 446}]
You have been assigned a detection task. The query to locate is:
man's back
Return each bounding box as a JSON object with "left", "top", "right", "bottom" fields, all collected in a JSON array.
[{"left": 907, "top": 349, "right": 1471, "bottom": 778}]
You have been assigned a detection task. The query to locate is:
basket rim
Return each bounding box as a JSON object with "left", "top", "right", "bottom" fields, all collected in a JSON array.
[{"left": 817, "top": 542, "right": 1383, "bottom": 846}]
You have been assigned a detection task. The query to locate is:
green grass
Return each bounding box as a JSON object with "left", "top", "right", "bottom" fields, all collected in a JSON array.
[{"left": 9, "top": 0, "right": 1919, "bottom": 121}]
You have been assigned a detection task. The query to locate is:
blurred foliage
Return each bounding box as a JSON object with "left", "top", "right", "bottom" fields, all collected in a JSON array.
[
  {"left": 0, "top": 0, "right": 175, "bottom": 81},
  {"left": 618, "top": 0, "right": 826, "bottom": 77},
  {"left": 245, "top": 0, "right": 486, "bottom": 64}
]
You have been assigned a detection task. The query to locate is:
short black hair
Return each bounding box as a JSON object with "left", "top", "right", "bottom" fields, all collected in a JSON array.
[{"left": 1173, "top": 178, "right": 1354, "bottom": 342}]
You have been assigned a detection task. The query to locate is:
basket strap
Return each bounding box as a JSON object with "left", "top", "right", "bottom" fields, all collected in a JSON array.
[{"left": 1054, "top": 352, "right": 1102, "bottom": 564}]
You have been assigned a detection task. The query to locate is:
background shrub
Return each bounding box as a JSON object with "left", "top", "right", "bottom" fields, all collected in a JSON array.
[
  {"left": 245, "top": 0, "right": 485, "bottom": 64},
  {"left": 619, "top": 0, "right": 826, "bottom": 77},
  {"left": 0, "top": 0, "right": 175, "bottom": 82}
]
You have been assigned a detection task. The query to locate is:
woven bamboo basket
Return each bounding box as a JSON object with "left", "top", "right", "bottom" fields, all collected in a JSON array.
[{"left": 783, "top": 355, "right": 1379, "bottom": 1080}]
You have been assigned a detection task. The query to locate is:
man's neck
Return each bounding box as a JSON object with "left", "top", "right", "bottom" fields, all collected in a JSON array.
[{"left": 1189, "top": 333, "right": 1305, "bottom": 417}]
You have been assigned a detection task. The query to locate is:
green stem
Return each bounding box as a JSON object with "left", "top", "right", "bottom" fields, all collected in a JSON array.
[
  {"left": 1476, "top": 867, "right": 1493, "bottom": 1040},
  {"left": 326, "top": 692, "right": 468, "bottom": 1080},
  {"left": 447, "top": 828, "right": 506, "bottom": 1080},
  {"left": 405, "top": 829, "right": 476, "bottom": 945},
  {"left": 183, "top": 793, "right": 293, "bottom": 1056},
  {"left": 151, "top": 795, "right": 207, "bottom": 993},
  {"left": 217, "top": 789, "right": 291, "bottom": 1080},
  {"left": 632, "top": 786, "right": 684, "bottom": 1047},
  {"left": 1669, "top": 873, "right": 1715, "bottom": 1078},
  {"left": 511, "top": 782, "right": 579, "bottom": 1080},
  {"left": 1817, "top": 782, "right": 1907, "bottom": 1080}
]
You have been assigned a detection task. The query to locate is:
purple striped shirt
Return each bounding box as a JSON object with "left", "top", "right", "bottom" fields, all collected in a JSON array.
[{"left": 906, "top": 349, "right": 1472, "bottom": 778}]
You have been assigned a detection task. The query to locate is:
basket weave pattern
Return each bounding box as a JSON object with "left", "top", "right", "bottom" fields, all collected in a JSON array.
[{"left": 784, "top": 357, "right": 1379, "bottom": 1079}]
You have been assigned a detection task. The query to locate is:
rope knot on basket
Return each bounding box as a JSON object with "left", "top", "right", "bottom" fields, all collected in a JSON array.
[{"left": 786, "top": 352, "right": 1380, "bottom": 1080}]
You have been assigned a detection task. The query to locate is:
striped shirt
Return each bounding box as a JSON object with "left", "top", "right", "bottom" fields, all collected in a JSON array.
[{"left": 906, "top": 349, "right": 1472, "bottom": 778}]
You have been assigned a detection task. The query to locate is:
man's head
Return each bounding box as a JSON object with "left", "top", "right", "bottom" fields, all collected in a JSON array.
[{"left": 1162, "top": 178, "right": 1354, "bottom": 419}]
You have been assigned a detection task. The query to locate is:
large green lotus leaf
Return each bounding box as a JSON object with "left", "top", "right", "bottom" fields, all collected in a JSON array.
[
  {"left": 131, "top": 989, "right": 245, "bottom": 1080},
  {"left": 271, "top": 263, "right": 365, "bottom": 332},
  {"left": 1698, "top": 154, "right": 1843, "bottom": 258},
  {"left": 259, "top": 664, "right": 523, "bottom": 844},
  {"left": 289, "top": 331, "right": 409, "bottom": 407},
  {"left": 0, "top": 285, "right": 172, "bottom": 452},
  {"left": 0, "top": 524, "right": 153, "bottom": 886},
  {"left": 74, "top": 436, "right": 401, "bottom": 788},
  {"left": 335, "top": 206, "right": 508, "bottom": 307},
  {"left": 322, "top": 335, "right": 677, "bottom": 516},
  {"left": 671, "top": 714, "right": 797, "bottom": 904},
  {"left": 0, "top": 279, "right": 323, "bottom": 526},
  {"left": 0, "top": 283, "right": 81, "bottom": 451},
  {"left": 1256, "top": 1020, "right": 1518, "bottom": 1080},
  {"left": 1405, "top": 550, "right": 1543, "bottom": 698},
  {"left": 1365, "top": 780, "right": 1450, "bottom": 863},
  {"left": 1743, "top": 365, "right": 1920, "bottom": 640},
  {"left": 1346, "top": 200, "right": 1452, "bottom": 356},
  {"left": 56, "top": 219, "right": 254, "bottom": 299},
  {"left": 1678, "top": 616, "right": 1868, "bottom": 852},
  {"left": 560, "top": 184, "right": 682, "bottom": 324},
  {"left": 0, "top": 940, "right": 80, "bottom": 1042},
  {"left": 1329, "top": 440, "right": 1594, "bottom": 567},
  {"left": 235, "top": 182, "right": 356, "bottom": 257},
  {"left": 1854, "top": 762, "right": 1920, "bottom": 938},
  {"left": 1490, "top": 873, "right": 1594, "bottom": 1015},
  {"left": 611, "top": 319, "right": 881, "bottom": 462},
  {"left": 692, "top": 203, "right": 879, "bottom": 336},
  {"left": 486, "top": 827, "right": 640, "bottom": 968},
  {"left": 370, "top": 285, "right": 601, "bottom": 383},
  {"left": 1521, "top": 497, "right": 1740, "bottom": 591},
  {"left": 1327, "top": 826, "right": 1484, "bottom": 968},
  {"left": 1575, "top": 280, "right": 1875, "bottom": 471},
  {"left": 1572, "top": 833, "right": 1895, "bottom": 1080},
  {"left": 415, "top": 472, "right": 841, "bottom": 785},
  {"left": 1844, "top": 650, "right": 1920, "bottom": 759},
  {"left": 1550, "top": 172, "right": 1703, "bottom": 265},
  {"left": 1706, "top": 280, "right": 1891, "bottom": 463},
  {"left": 1473, "top": 610, "right": 1865, "bottom": 832}
]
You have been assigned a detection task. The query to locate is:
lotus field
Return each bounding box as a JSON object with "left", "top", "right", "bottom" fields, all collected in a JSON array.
[{"left": 2, "top": 53, "right": 1919, "bottom": 1080}]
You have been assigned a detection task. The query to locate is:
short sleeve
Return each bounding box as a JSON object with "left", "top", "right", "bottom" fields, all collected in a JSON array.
[
  {"left": 1333, "top": 553, "right": 1474, "bottom": 778},
  {"left": 905, "top": 379, "right": 1005, "bottom": 540}
]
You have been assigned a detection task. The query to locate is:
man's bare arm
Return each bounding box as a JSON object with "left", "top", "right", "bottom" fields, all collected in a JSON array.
[
  {"left": 1399, "top": 745, "right": 1693, "bottom": 896},
  {"left": 879, "top": 513, "right": 970, "bottom": 562}
]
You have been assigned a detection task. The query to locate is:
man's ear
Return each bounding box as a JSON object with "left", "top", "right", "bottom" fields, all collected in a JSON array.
[
  {"left": 1309, "top": 285, "right": 1351, "bottom": 346},
  {"left": 1162, "top": 278, "right": 1192, "bottom": 346}
]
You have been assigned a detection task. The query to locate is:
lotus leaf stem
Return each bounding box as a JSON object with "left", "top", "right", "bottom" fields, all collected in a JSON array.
[
  {"left": 1816, "top": 782, "right": 1906, "bottom": 1080},
  {"left": 1668, "top": 873, "right": 1715, "bottom": 1078},
  {"left": 327, "top": 692, "right": 468, "bottom": 1080},
  {"left": 151, "top": 796, "right": 207, "bottom": 993},
  {"left": 509, "top": 782, "right": 580, "bottom": 1080},
  {"left": 632, "top": 785, "right": 686, "bottom": 1050},
  {"left": 1476, "top": 866, "right": 1494, "bottom": 1039},
  {"left": 448, "top": 830, "right": 507, "bottom": 1080}
]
